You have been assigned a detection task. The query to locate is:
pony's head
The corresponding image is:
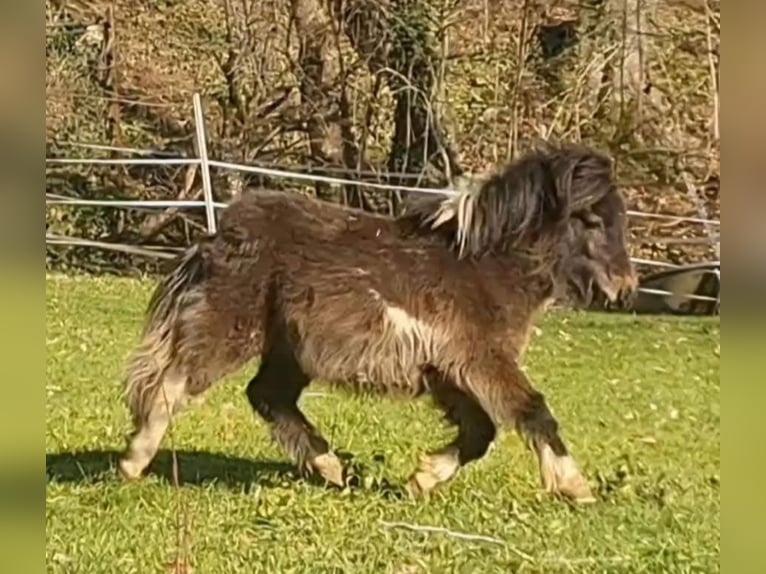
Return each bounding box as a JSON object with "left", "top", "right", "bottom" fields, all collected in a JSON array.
[
  {"left": 399, "top": 142, "right": 637, "bottom": 304},
  {"left": 555, "top": 179, "right": 637, "bottom": 305}
]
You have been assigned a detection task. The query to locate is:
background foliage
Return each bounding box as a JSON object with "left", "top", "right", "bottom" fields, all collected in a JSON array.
[{"left": 45, "top": 0, "right": 720, "bottom": 275}]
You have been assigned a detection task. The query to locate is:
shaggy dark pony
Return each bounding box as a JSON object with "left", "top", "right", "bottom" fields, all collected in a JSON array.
[{"left": 118, "top": 143, "right": 637, "bottom": 504}]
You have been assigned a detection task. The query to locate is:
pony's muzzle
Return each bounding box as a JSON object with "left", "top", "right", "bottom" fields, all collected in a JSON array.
[
  {"left": 600, "top": 269, "right": 638, "bottom": 303},
  {"left": 612, "top": 270, "right": 639, "bottom": 304}
]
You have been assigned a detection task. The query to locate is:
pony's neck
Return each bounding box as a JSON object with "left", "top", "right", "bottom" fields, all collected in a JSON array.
[{"left": 508, "top": 279, "right": 558, "bottom": 361}]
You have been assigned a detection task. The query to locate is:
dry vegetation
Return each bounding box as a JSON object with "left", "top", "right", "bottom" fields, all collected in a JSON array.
[{"left": 45, "top": 0, "right": 720, "bottom": 274}]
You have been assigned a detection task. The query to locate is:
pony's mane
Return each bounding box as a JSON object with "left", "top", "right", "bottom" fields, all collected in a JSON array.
[{"left": 398, "top": 142, "right": 615, "bottom": 259}]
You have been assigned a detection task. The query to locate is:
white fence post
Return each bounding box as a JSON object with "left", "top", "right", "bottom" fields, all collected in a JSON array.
[{"left": 193, "top": 93, "right": 217, "bottom": 234}]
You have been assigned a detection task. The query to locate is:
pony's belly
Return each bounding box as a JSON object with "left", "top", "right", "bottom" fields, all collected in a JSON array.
[
  {"left": 305, "top": 351, "right": 426, "bottom": 396},
  {"left": 294, "top": 303, "right": 436, "bottom": 394},
  {"left": 351, "top": 362, "right": 425, "bottom": 393}
]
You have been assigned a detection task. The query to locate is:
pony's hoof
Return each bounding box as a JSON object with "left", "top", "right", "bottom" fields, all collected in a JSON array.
[
  {"left": 406, "top": 471, "right": 437, "bottom": 498},
  {"left": 557, "top": 475, "right": 597, "bottom": 504},
  {"left": 310, "top": 452, "right": 346, "bottom": 488},
  {"left": 538, "top": 446, "right": 596, "bottom": 504},
  {"left": 117, "top": 458, "right": 144, "bottom": 481},
  {"left": 406, "top": 451, "right": 459, "bottom": 498}
]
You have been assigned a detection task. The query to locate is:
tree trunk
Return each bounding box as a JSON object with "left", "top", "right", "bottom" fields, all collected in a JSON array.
[
  {"left": 581, "top": 0, "right": 664, "bottom": 140},
  {"left": 386, "top": 1, "right": 463, "bottom": 189},
  {"left": 613, "top": 0, "right": 655, "bottom": 129},
  {"left": 290, "top": 0, "right": 343, "bottom": 200},
  {"left": 334, "top": 0, "right": 462, "bottom": 213}
]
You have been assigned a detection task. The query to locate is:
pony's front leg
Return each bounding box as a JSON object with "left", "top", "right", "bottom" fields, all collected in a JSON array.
[
  {"left": 517, "top": 392, "right": 595, "bottom": 503},
  {"left": 407, "top": 373, "right": 497, "bottom": 496},
  {"left": 458, "top": 353, "right": 596, "bottom": 504}
]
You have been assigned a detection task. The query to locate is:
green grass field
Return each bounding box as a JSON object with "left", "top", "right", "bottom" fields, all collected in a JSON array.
[{"left": 46, "top": 274, "right": 720, "bottom": 573}]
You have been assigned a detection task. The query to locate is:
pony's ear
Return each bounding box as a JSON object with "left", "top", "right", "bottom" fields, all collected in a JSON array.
[{"left": 559, "top": 147, "right": 614, "bottom": 212}]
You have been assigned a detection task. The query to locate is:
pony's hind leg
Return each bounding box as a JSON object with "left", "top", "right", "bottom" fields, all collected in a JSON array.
[
  {"left": 246, "top": 339, "right": 344, "bottom": 487},
  {"left": 455, "top": 352, "right": 595, "bottom": 504},
  {"left": 408, "top": 369, "right": 497, "bottom": 496},
  {"left": 118, "top": 270, "right": 265, "bottom": 479},
  {"left": 118, "top": 242, "right": 274, "bottom": 480},
  {"left": 119, "top": 366, "right": 187, "bottom": 480}
]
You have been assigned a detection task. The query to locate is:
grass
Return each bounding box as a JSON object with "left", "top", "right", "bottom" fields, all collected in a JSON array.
[{"left": 45, "top": 274, "right": 720, "bottom": 573}]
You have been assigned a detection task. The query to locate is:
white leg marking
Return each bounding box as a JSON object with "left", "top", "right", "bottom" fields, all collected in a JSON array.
[
  {"left": 310, "top": 452, "right": 345, "bottom": 487},
  {"left": 538, "top": 443, "right": 596, "bottom": 504},
  {"left": 119, "top": 374, "right": 186, "bottom": 480},
  {"left": 409, "top": 448, "right": 461, "bottom": 495}
]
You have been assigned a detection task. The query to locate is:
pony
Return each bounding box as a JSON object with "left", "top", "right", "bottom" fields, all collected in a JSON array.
[{"left": 118, "top": 142, "right": 637, "bottom": 503}]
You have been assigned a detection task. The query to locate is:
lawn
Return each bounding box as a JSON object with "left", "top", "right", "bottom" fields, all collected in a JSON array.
[{"left": 45, "top": 274, "right": 720, "bottom": 573}]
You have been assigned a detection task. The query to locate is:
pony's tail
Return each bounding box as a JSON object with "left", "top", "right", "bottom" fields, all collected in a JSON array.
[{"left": 123, "top": 244, "right": 207, "bottom": 423}]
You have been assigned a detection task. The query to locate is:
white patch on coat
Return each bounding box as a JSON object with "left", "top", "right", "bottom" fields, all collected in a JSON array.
[{"left": 367, "top": 289, "right": 440, "bottom": 381}]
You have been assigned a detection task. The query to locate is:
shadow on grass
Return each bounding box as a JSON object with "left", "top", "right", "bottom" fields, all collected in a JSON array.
[
  {"left": 45, "top": 449, "right": 408, "bottom": 499},
  {"left": 45, "top": 449, "right": 298, "bottom": 490}
]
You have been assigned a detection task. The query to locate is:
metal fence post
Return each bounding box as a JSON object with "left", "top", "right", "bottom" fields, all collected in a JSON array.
[{"left": 193, "top": 93, "right": 217, "bottom": 234}]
